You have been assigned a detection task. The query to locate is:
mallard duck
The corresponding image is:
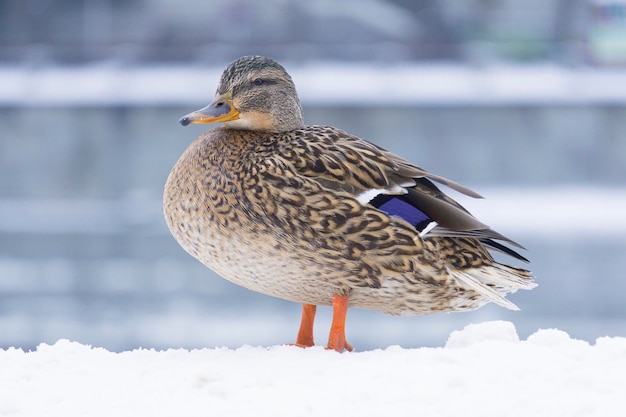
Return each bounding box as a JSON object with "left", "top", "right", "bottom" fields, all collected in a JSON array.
[{"left": 164, "top": 55, "right": 535, "bottom": 352}]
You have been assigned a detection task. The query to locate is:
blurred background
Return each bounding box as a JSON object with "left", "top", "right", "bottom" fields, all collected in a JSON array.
[{"left": 1, "top": 0, "right": 625, "bottom": 351}]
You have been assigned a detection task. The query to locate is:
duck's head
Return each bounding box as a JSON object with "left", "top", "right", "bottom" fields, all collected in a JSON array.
[{"left": 180, "top": 55, "right": 304, "bottom": 133}]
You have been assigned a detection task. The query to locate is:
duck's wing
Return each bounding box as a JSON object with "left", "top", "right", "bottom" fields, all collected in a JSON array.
[{"left": 280, "top": 125, "right": 527, "bottom": 262}]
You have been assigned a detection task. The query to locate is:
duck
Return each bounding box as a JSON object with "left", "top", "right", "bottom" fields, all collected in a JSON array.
[{"left": 163, "top": 55, "right": 536, "bottom": 352}]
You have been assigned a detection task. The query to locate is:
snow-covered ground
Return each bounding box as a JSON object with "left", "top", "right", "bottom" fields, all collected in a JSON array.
[{"left": 1, "top": 321, "right": 624, "bottom": 417}]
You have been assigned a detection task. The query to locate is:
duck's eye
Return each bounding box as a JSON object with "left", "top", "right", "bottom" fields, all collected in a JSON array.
[{"left": 252, "top": 78, "right": 264, "bottom": 86}]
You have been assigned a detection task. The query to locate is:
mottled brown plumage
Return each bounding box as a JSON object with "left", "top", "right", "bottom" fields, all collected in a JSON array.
[{"left": 164, "top": 55, "right": 535, "bottom": 351}]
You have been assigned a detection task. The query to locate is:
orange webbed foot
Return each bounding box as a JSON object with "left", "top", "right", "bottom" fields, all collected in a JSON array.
[{"left": 326, "top": 337, "right": 353, "bottom": 352}]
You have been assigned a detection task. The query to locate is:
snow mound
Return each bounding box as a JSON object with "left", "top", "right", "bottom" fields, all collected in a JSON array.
[
  {"left": 445, "top": 320, "right": 520, "bottom": 347},
  {"left": 1, "top": 321, "right": 625, "bottom": 417}
]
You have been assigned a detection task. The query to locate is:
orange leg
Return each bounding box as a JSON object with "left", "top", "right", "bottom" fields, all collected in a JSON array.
[
  {"left": 295, "top": 304, "right": 317, "bottom": 347},
  {"left": 326, "top": 294, "right": 353, "bottom": 352}
]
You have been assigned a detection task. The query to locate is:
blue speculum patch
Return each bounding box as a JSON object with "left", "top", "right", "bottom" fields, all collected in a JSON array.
[{"left": 370, "top": 194, "right": 432, "bottom": 231}]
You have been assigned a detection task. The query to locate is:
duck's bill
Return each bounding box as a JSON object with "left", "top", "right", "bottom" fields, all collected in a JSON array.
[{"left": 179, "top": 96, "right": 240, "bottom": 126}]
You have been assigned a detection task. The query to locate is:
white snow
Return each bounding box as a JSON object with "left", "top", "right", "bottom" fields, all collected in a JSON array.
[
  {"left": 1, "top": 186, "right": 625, "bottom": 236},
  {"left": 1, "top": 321, "right": 624, "bottom": 417},
  {"left": 455, "top": 186, "right": 626, "bottom": 238},
  {"left": 2, "top": 64, "right": 626, "bottom": 106}
]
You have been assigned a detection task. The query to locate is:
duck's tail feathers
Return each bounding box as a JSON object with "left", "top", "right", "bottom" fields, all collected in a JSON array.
[{"left": 448, "top": 263, "right": 537, "bottom": 311}]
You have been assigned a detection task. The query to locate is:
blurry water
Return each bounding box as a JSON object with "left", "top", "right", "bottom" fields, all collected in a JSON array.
[{"left": 1, "top": 103, "right": 625, "bottom": 351}]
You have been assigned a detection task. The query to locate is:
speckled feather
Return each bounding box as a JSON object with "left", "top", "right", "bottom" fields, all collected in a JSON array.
[{"left": 164, "top": 120, "right": 535, "bottom": 315}]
